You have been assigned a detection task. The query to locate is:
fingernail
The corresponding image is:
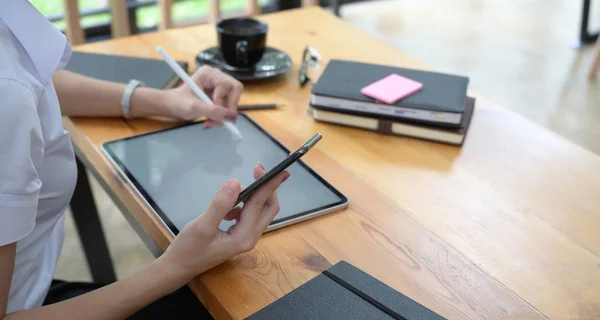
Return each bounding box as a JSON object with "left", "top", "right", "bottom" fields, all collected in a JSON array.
[
  {"left": 224, "top": 179, "right": 239, "bottom": 194},
  {"left": 225, "top": 112, "right": 237, "bottom": 122},
  {"left": 282, "top": 172, "right": 290, "bottom": 182},
  {"left": 256, "top": 161, "right": 265, "bottom": 170}
]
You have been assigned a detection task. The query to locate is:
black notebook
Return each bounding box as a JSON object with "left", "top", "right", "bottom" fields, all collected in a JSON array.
[
  {"left": 246, "top": 261, "right": 446, "bottom": 320},
  {"left": 310, "top": 60, "right": 469, "bottom": 126},
  {"left": 65, "top": 51, "right": 188, "bottom": 89}
]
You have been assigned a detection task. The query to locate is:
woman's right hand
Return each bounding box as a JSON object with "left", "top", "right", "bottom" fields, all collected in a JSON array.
[{"left": 155, "top": 162, "right": 290, "bottom": 282}]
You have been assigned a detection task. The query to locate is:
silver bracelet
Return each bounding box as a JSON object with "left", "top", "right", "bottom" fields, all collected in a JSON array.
[{"left": 120, "top": 79, "right": 145, "bottom": 119}]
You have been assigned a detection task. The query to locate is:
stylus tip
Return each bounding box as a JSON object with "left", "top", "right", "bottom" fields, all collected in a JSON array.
[{"left": 224, "top": 121, "right": 243, "bottom": 141}]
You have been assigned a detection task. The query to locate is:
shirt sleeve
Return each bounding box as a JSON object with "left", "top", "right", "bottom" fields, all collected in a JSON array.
[{"left": 0, "top": 78, "right": 43, "bottom": 246}]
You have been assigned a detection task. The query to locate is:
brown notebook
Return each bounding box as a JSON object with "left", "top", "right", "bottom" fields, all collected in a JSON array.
[{"left": 310, "top": 97, "right": 475, "bottom": 146}]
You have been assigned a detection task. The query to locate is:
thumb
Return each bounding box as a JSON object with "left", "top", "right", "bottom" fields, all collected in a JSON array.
[
  {"left": 194, "top": 101, "right": 236, "bottom": 122},
  {"left": 203, "top": 179, "right": 240, "bottom": 227}
]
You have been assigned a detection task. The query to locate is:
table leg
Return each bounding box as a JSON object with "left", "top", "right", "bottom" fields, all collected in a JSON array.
[
  {"left": 70, "top": 156, "right": 118, "bottom": 284},
  {"left": 577, "top": 0, "right": 599, "bottom": 47}
]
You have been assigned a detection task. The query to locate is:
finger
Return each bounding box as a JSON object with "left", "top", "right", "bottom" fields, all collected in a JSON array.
[
  {"left": 254, "top": 161, "right": 266, "bottom": 179},
  {"left": 223, "top": 206, "right": 242, "bottom": 221},
  {"left": 249, "top": 164, "right": 288, "bottom": 206},
  {"left": 212, "top": 82, "right": 233, "bottom": 108},
  {"left": 234, "top": 168, "right": 290, "bottom": 234},
  {"left": 202, "top": 179, "right": 241, "bottom": 228},
  {"left": 223, "top": 182, "right": 246, "bottom": 220},
  {"left": 202, "top": 119, "right": 222, "bottom": 129},
  {"left": 190, "top": 65, "right": 215, "bottom": 84},
  {"left": 190, "top": 66, "right": 240, "bottom": 119},
  {"left": 212, "top": 84, "right": 239, "bottom": 123},
  {"left": 225, "top": 81, "right": 243, "bottom": 112},
  {"left": 246, "top": 170, "right": 289, "bottom": 206},
  {"left": 203, "top": 120, "right": 216, "bottom": 129},
  {"left": 250, "top": 163, "right": 287, "bottom": 210},
  {"left": 255, "top": 187, "right": 281, "bottom": 232},
  {"left": 204, "top": 69, "right": 242, "bottom": 113},
  {"left": 192, "top": 101, "right": 237, "bottom": 123},
  {"left": 233, "top": 164, "right": 266, "bottom": 228}
]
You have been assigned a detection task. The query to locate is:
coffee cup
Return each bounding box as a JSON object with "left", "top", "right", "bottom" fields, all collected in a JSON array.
[{"left": 216, "top": 18, "right": 268, "bottom": 68}]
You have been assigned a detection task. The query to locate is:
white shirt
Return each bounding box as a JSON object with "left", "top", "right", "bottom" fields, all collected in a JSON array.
[{"left": 0, "top": 0, "right": 77, "bottom": 313}]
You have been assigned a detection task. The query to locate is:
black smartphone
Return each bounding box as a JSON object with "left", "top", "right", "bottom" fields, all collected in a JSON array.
[{"left": 235, "top": 133, "right": 322, "bottom": 205}]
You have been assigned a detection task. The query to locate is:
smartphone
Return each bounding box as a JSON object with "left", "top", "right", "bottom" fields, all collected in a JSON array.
[{"left": 235, "top": 132, "right": 322, "bottom": 205}]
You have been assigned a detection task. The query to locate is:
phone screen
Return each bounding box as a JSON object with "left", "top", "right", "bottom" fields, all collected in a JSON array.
[{"left": 236, "top": 133, "right": 322, "bottom": 205}]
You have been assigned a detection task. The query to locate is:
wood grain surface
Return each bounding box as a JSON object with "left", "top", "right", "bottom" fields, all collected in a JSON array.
[{"left": 65, "top": 7, "right": 600, "bottom": 320}]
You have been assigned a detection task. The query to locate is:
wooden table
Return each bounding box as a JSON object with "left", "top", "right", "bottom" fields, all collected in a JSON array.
[{"left": 64, "top": 7, "right": 600, "bottom": 320}]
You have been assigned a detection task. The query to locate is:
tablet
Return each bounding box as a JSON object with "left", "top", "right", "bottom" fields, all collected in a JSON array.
[{"left": 101, "top": 113, "right": 348, "bottom": 236}]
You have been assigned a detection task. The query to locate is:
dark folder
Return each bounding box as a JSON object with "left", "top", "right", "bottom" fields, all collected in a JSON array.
[
  {"left": 65, "top": 51, "right": 188, "bottom": 89},
  {"left": 246, "top": 261, "right": 446, "bottom": 320}
]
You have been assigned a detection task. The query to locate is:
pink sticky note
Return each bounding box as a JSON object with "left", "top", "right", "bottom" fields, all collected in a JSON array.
[{"left": 360, "top": 74, "right": 423, "bottom": 104}]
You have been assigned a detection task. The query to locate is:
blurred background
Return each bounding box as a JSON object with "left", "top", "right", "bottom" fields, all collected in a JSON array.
[{"left": 33, "top": 0, "right": 275, "bottom": 34}]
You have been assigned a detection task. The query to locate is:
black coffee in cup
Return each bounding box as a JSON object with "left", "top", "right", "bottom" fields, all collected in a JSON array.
[{"left": 216, "top": 18, "right": 268, "bottom": 68}]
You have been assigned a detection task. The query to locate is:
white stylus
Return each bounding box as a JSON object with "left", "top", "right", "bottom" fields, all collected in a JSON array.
[{"left": 156, "top": 46, "right": 243, "bottom": 141}]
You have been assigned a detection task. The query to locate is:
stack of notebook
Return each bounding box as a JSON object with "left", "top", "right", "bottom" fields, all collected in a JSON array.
[{"left": 309, "top": 60, "right": 475, "bottom": 145}]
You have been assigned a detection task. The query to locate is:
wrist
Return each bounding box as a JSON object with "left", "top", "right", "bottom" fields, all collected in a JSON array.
[
  {"left": 129, "top": 86, "right": 171, "bottom": 118},
  {"left": 151, "top": 254, "right": 194, "bottom": 288}
]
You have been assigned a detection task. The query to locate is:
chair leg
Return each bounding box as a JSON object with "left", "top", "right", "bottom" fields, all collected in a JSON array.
[
  {"left": 589, "top": 39, "right": 600, "bottom": 80},
  {"left": 61, "top": 0, "right": 85, "bottom": 44},
  {"left": 109, "top": 0, "right": 131, "bottom": 38},
  {"left": 209, "top": 0, "right": 221, "bottom": 22},
  {"left": 302, "top": 0, "right": 319, "bottom": 6},
  {"left": 247, "top": 0, "right": 260, "bottom": 15},
  {"left": 158, "top": 0, "right": 174, "bottom": 30}
]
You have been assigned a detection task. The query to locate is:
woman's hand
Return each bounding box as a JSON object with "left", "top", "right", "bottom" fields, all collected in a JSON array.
[
  {"left": 156, "top": 163, "right": 290, "bottom": 281},
  {"left": 162, "top": 65, "right": 243, "bottom": 128}
]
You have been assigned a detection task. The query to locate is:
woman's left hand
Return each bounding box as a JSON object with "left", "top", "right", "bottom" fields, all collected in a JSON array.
[
  {"left": 162, "top": 65, "right": 243, "bottom": 128},
  {"left": 157, "top": 163, "right": 290, "bottom": 281}
]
